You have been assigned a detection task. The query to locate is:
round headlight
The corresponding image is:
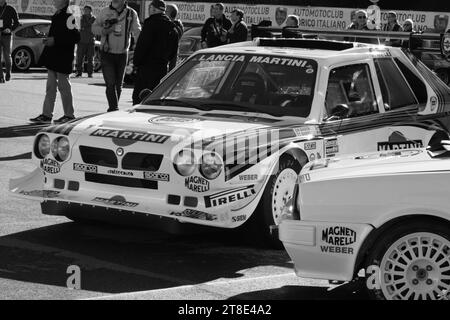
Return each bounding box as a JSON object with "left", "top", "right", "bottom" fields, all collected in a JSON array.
[
  {"left": 173, "top": 149, "right": 196, "bottom": 176},
  {"left": 36, "top": 134, "right": 50, "bottom": 158},
  {"left": 51, "top": 137, "right": 70, "bottom": 161},
  {"left": 200, "top": 152, "right": 223, "bottom": 180}
]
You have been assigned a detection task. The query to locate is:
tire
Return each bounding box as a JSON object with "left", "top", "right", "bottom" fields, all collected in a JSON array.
[
  {"left": 12, "top": 47, "right": 33, "bottom": 71},
  {"left": 250, "top": 155, "right": 301, "bottom": 247},
  {"left": 365, "top": 220, "right": 450, "bottom": 300}
]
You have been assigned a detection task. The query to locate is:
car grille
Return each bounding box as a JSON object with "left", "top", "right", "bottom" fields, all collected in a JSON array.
[
  {"left": 79, "top": 146, "right": 118, "bottom": 168},
  {"left": 122, "top": 152, "right": 164, "bottom": 171},
  {"left": 85, "top": 173, "right": 158, "bottom": 189}
]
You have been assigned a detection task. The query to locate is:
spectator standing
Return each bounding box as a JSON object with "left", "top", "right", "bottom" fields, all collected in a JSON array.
[
  {"left": 227, "top": 9, "right": 247, "bottom": 43},
  {"left": 383, "top": 11, "right": 403, "bottom": 46},
  {"left": 93, "top": 0, "right": 141, "bottom": 112},
  {"left": 346, "top": 10, "right": 375, "bottom": 44},
  {"left": 402, "top": 19, "right": 421, "bottom": 49},
  {"left": 201, "top": 3, "right": 231, "bottom": 48},
  {"left": 29, "top": 0, "right": 80, "bottom": 124},
  {"left": 0, "top": 0, "right": 19, "bottom": 83},
  {"left": 132, "top": 0, "right": 179, "bottom": 105},
  {"left": 166, "top": 3, "right": 183, "bottom": 71},
  {"left": 75, "top": 5, "right": 96, "bottom": 77},
  {"left": 282, "top": 14, "right": 300, "bottom": 38}
]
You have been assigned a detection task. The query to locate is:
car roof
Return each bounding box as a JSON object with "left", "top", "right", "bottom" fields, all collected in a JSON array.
[
  {"left": 198, "top": 40, "right": 389, "bottom": 63},
  {"left": 19, "top": 19, "right": 51, "bottom": 25}
]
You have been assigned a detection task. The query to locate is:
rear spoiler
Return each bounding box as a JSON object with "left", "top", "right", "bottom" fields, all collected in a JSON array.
[{"left": 250, "top": 25, "right": 450, "bottom": 59}]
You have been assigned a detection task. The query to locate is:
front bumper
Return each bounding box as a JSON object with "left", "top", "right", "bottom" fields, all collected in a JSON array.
[
  {"left": 9, "top": 167, "right": 262, "bottom": 228},
  {"left": 279, "top": 219, "right": 373, "bottom": 281}
]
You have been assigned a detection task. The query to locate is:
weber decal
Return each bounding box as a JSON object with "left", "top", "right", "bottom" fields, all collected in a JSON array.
[
  {"left": 143, "top": 172, "right": 169, "bottom": 182},
  {"left": 238, "top": 174, "right": 258, "bottom": 181},
  {"left": 324, "top": 139, "right": 338, "bottom": 157},
  {"left": 320, "top": 226, "right": 356, "bottom": 255},
  {"left": 41, "top": 158, "right": 61, "bottom": 174},
  {"left": 170, "top": 209, "right": 217, "bottom": 221},
  {"left": 92, "top": 197, "right": 138, "bottom": 208},
  {"left": 204, "top": 185, "right": 256, "bottom": 208},
  {"left": 73, "top": 163, "right": 97, "bottom": 173},
  {"left": 185, "top": 176, "right": 210, "bottom": 192},
  {"left": 378, "top": 131, "right": 423, "bottom": 151},
  {"left": 90, "top": 129, "right": 169, "bottom": 144}
]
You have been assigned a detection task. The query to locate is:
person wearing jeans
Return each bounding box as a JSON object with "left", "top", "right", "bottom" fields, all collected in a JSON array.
[
  {"left": 29, "top": 0, "right": 80, "bottom": 124},
  {"left": 93, "top": 0, "right": 141, "bottom": 112},
  {"left": 0, "top": 0, "right": 19, "bottom": 82}
]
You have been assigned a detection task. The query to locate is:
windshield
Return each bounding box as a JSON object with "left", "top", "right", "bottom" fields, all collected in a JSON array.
[{"left": 141, "top": 53, "right": 318, "bottom": 117}]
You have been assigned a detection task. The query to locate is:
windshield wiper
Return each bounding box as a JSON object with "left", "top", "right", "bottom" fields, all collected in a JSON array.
[
  {"left": 200, "top": 101, "right": 283, "bottom": 117},
  {"left": 143, "top": 98, "right": 212, "bottom": 111}
]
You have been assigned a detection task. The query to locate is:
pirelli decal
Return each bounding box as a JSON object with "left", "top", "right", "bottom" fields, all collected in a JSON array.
[
  {"left": 204, "top": 185, "right": 256, "bottom": 208},
  {"left": 90, "top": 129, "right": 170, "bottom": 144}
]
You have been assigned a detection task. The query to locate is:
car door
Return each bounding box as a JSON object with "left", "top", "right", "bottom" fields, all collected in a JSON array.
[
  {"left": 373, "top": 57, "right": 442, "bottom": 151},
  {"left": 319, "top": 61, "right": 389, "bottom": 157}
]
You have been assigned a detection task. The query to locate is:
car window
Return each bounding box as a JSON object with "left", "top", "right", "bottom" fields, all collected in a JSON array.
[
  {"left": 325, "top": 63, "right": 378, "bottom": 118},
  {"left": 15, "top": 26, "right": 36, "bottom": 38},
  {"left": 34, "top": 24, "right": 50, "bottom": 38},
  {"left": 147, "top": 53, "right": 318, "bottom": 118},
  {"left": 374, "top": 58, "right": 418, "bottom": 110},
  {"left": 394, "top": 58, "right": 428, "bottom": 104}
]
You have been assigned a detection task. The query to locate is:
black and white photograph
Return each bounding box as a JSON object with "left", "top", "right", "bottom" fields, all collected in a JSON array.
[{"left": 0, "top": 0, "right": 449, "bottom": 307}]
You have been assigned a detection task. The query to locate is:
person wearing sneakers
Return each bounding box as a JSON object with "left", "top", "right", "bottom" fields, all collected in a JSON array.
[
  {"left": 29, "top": 0, "right": 80, "bottom": 124},
  {"left": 92, "top": 0, "right": 141, "bottom": 112},
  {"left": 0, "top": 0, "right": 20, "bottom": 83}
]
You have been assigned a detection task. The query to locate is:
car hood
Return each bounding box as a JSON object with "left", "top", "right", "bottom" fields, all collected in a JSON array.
[{"left": 302, "top": 149, "right": 450, "bottom": 182}]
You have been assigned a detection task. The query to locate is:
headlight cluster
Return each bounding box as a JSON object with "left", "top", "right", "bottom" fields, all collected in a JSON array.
[
  {"left": 173, "top": 150, "right": 223, "bottom": 180},
  {"left": 35, "top": 134, "right": 70, "bottom": 161}
]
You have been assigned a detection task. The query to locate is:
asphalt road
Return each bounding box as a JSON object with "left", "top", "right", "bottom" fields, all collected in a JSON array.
[{"left": 0, "top": 70, "right": 369, "bottom": 300}]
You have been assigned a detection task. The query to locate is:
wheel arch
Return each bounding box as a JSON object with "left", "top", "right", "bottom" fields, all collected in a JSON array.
[
  {"left": 353, "top": 214, "right": 450, "bottom": 278},
  {"left": 282, "top": 146, "right": 309, "bottom": 167}
]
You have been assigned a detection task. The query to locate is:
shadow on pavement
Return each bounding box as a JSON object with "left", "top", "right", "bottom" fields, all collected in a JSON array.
[{"left": 0, "top": 221, "right": 294, "bottom": 294}]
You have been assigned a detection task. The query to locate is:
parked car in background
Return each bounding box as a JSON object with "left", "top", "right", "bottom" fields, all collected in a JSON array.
[
  {"left": 12, "top": 19, "right": 51, "bottom": 71},
  {"left": 279, "top": 141, "right": 450, "bottom": 300}
]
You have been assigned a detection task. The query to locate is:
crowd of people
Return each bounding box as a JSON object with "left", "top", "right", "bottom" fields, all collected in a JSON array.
[{"left": 0, "top": 1, "right": 448, "bottom": 124}]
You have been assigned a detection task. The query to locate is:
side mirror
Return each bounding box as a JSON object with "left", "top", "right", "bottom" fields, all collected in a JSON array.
[
  {"left": 138, "top": 89, "right": 152, "bottom": 103},
  {"left": 330, "top": 104, "right": 350, "bottom": 119}
]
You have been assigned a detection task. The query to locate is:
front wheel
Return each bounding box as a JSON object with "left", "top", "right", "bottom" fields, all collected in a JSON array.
[
  {"left": 12, "top": 47, "right": 33, "bottom": 71},
  {"left": 365, "top": 221, "right": 450, "bottom": 300},
  {"left": 252, "top": 155, "right": 301, "bottom": 247}
]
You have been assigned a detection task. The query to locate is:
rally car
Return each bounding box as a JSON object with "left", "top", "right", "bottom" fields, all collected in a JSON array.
[
  {"left": 9, "top": 37, "right": 450, "bottom": 244},
  {"left": 279, "top": 141, "right": 450, "bottom": 300}
]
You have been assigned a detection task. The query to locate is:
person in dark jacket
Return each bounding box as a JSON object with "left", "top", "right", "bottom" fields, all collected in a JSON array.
[
  {"left": 29, "top": 0, "right": 80, "bottom": 124},
  {"left": 383, "top": 11, "right": 403, "bottom": 46},
  {"left": 200, "top": 3, "right": 231, "bottom": 48},
  {"left": 166, "top": 3, "right": 183, "bottom": 71},
  {"left": 0, "top": 0, "right": 19, "bottom": 82},
  {"left": 75, "top": 5, "right": 96, "bottom": 77},
  {"left": 227, "top": 9, "right": 247, "bottom": 43},
  {"left": 132, "top": 0, "right": 179, "bottom": 105},
  {"left": 282, "top": 15, "right": 300, "bottom": 38}
]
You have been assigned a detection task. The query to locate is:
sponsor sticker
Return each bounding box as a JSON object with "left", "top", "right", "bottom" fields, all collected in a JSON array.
[
  {"left": 304, "top": 141, "right": 316, "bottom": 151},
  {"left": 90, "top": 129, "right": 169, "bottom": 144},
  {"left": 170, "top": 209, "right": 217, "bottom": 221},
  {"left": 325, "top": 139, "right": 339, "bottom": 157},
  {"left": 185, "top": 176, "right": 210, "bottom": 192},
  {"left": 143, "top": 172, "right": 170, "bottom": 182},
  {"left": 149, "top": 116, "right": 202, "bottom": 124},
  {"left": 320, "top": 226, "right": 356, "bottom": 255},
  {"left": 299, "top": 173, "right": 310, "bottom": 183},
  {"left": 378, "top": 131, "right": 423, "bottom": 151},
  {"left": 309, "top": 153, "right": 316, "bottom": 161},
  {"left": 231, "top": 214, "right": 247, "bottom": 222},
  {"left": 204, "top": 185, "right": 256, "bottom": 208},
  {"left": 19, "top": 190, "right": 60, "bottom": 198},
  {"left": 238, "top": 174, "right": 258, "bottom": 181},
  {"left": 41, "top": 158, "right": 61, "bottom": 174},
  {"left": 441, "top": 33, "right": 450, "bottom": 60},
  {"left": 107, "top": 169, "right": 134, "bottom": 176},
  {"left": 92, "top": 197, "right": 139, "bottom": 208},
  {"left": 73, "top": 163, "right": 97, "bottom": 173}
]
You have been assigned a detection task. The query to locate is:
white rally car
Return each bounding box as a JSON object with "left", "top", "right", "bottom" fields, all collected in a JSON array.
[
  {"left": 279, "top": 141, "right": 450, "bottom": 300},
  {"left": 9, "top": 37, "right": 450, "bottom": 243}
]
